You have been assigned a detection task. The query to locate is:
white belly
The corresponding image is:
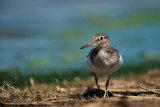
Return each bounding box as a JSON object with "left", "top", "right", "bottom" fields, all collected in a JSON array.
[{"left": 86, "top": 54, "right": 123, "bottom": 75}]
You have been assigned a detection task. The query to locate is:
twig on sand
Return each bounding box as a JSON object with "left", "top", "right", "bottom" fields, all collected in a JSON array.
[
  {"left": 0, "top": 102, "right": 52, "bottom": 106},
  {"left": 56, "top": 78, "right": 61, "bottom": 92},
  {"left": 108, "top": 89, "right": 160, "bottom": 95},
  {"left": 1, "top": 83, "right": 6, "bottom": 92},
  {"left": 3, "top": 81, "right": 19, "bottom": 93},
  {"left": 139, "top": 86, "right": 160, "bottom": 96}
]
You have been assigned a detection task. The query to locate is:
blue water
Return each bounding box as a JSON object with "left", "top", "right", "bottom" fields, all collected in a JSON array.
[{"left": 0, "top": 0, "right": 160, "bottom": 71}]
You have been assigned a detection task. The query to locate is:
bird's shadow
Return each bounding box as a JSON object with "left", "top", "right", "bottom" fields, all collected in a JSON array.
[{"left": 82, "top": 87, "right": 113, "bottom": 98}]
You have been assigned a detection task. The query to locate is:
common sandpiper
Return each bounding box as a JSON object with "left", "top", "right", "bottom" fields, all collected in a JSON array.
[{"left": 80, "top": 33, "right": 123, "bottom": 97}]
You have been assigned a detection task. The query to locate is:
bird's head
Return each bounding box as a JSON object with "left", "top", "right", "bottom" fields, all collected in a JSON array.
[{"left": 80, "top": 33, "right": 110, "bottom": 49}]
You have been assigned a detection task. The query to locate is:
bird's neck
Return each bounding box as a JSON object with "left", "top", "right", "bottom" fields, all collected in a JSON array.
[{"left": 96, "top": 45, "right": 111, "bottom": 51}]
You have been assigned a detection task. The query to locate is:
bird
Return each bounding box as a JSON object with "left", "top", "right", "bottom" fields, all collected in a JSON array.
[{"left": 80, "top": 33, "right": 123, "bottom": 97}]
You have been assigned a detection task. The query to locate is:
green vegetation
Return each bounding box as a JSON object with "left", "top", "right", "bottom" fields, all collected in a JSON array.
[
  {"left": 0, "top": 55, "right": 160, "bottom": 88},
  {"left": 88, "top": 10, "right": 160, "bottom": 30}
]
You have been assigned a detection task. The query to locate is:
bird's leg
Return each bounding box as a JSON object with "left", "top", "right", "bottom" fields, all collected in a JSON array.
[
  {"left": 94, "top": 74, "right": 100, "bottom": 90},
  {"left": 104, "top": 75, "right": 111, "bottom": 98}
]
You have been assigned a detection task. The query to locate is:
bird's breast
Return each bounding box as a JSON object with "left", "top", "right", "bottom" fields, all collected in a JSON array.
[{"left": 86, "top": 50, "right": 123, "bottom": 75}]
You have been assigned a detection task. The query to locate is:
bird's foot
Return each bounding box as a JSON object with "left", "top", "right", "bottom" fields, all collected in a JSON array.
[
  {"left": 103, "top": 90, "right": 107, "bottom": 98},
  {"left": 103, "top": 90, "right": 112, "bottom": 98}
]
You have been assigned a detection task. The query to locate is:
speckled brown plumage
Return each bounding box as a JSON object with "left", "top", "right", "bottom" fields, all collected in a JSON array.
[{"left": 80, "top": 33, "right": 123, "bottom": 98}]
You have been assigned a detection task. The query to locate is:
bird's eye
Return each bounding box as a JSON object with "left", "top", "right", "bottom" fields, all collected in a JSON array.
[{"left": 99, "top": 37, "right": 104, "bottom": 40}]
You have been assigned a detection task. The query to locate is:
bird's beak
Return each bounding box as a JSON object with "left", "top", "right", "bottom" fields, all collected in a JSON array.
[{"left": 80, "top": 41, "right": 94, "bottom": 49}]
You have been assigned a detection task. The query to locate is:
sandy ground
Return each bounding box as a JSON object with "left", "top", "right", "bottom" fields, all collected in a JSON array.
[{"left": 0, "top": 68, "right": 160, "bottom": 107}]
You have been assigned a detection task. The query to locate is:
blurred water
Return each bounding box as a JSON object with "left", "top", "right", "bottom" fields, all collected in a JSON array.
[{"left": 0, "top": 0, "right": 160, "bottom": 71}]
